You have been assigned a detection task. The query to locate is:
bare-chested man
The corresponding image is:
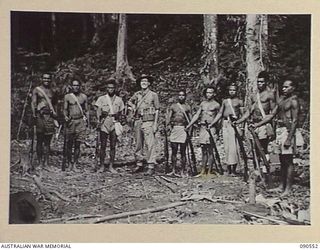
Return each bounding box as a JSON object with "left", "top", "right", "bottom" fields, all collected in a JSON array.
[
  {"left": 186, "top": 86, "right": 220, "bottom": 177},
  {"left": 166, "top": 90, "right": 192, "bottom": 177},
  {"left": 31, "top": 73, "right": 58, "bottom": 169},
  {"left": 209, "top": 83, "right": 243, "bottom": 176},
  {"left": 254, "top": 78, "right": 301, "bottom": 195},
  {"left": 236, "top": 71, "right": 276, "bottom": 166},
  {"left": 63, "top": 79, "right": 88, "bottom": 171}
]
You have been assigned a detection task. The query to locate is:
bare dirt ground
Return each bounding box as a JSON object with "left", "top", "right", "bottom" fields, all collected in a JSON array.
[{"left": 9, "top": 125, "right": 310, "bottom": 225}]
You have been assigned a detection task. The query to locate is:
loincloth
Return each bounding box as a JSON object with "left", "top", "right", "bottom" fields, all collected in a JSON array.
[
  {"left": 169, "top": 126, "right": 187, "bottom": 143},
  {"left": 222, "top": 120, "right": 240, "bottom": 165}
]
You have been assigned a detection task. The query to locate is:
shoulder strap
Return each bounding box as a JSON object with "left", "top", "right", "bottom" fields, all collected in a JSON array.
[
  {"left": 36, "top": 86, "right": 55, "bottom": 113},
  {"left": 227, "top": 98, "right": 236, "bottom": 117},
  {"left": 256, "top": 92, "right": 266, "bottom": 118},
  {"left": 105, "top": 94, "right": 115, "bottom": 114},
  {"left": 136, "top": 90, "right": 151, "bottom": 110},
  {"left": 70, "top": 93, "right": 84, "bottom": 116},
  {"left": 177, "top": 103, "right": 190, "bottom": 123}
]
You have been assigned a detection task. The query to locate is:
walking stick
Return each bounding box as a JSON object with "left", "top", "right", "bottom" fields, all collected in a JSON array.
[
  {"left": 229, "top": 116, "right": 249, "bottom": 182},
  {"left": 17, "top": 73, "right": 34, "bottom": 140},
  {"left": 205, "top": 121, "right": 223, "bottom": 174}
]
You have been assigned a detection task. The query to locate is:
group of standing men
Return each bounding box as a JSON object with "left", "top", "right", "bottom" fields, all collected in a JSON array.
[{"left": 30, "top": 71, "right": 302, "bottom": 195}]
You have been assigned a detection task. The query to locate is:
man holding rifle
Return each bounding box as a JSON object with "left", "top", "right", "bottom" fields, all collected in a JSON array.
[
  {"left": 251, "top": 77, "right": 303, "bottom": 196},
  {"left": 63, "top": 79, "right": 88, "bottom": 171},
  {"left": 166, "top": 90, "right": 192, "bottom": 177},
  {"left": 31, "top": 73, "right": 58, "bottom": 169},
  {"left": 209, "top": 83, "right": 244, "bottom": 176},
  {"left": 235, "top": 71, "right": 276, "bottom": 173},
  {"left": 186, "top": 85, "right": 221, "bottom": 177}
]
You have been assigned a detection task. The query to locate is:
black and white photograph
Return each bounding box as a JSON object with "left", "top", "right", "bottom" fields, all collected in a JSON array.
[{"left": 9, "top": 12, "right": 311, "bottom": 226}]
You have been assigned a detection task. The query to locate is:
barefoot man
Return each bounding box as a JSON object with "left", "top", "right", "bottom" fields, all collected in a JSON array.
[
  {"left": 186, "top": 85, "right": 220, "bottom": 177},
  {"left": 252, "top": 77, "right": 302, "bottom": 196},
  {"left": 209, "top": 83, "right": 243, "bottom": 176}
]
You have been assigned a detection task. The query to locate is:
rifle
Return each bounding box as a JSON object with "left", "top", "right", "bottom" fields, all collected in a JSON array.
[
  {"left": 186, "top": 130, "right": 197, "bottom": 176},
  {"left": 229, "top": 115, "right": 249, "bottom": 182},
  {"left": 94, "top": 126, "right": 101, "bottom": 172},
  {"left": 205, "top": 121, "right": 223, "bottom": 174},
  {"left": 29, "top": 124, "right": 36, "bottom": 169},
  {"left": 163, "top": 121, "right": 170, "bottom": 173},
  {"left": 61, "top": 123, "right": 68, "bottom": 171},
  {"left": 247, "top": 126, "right": 270, "bottom": 174}
]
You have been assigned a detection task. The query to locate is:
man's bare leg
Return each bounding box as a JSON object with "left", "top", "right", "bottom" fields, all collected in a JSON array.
[
  {"left": 195, "top": 145, "right": 208, "bottom": 177},
  {"left": 269, "top": 155, "right": 286, "bottom": 192},
  {"left": 107, "top": 132, "right": 117, "bottom": 173},
  {"left": 282, "top": 154, "right": 294, "bottom": 196}
]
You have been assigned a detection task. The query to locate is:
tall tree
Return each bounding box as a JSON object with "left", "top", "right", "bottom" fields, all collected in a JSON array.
[
  {"left": 245, "top": 14, "right": 268, "bottom": 104},
  {"left": 114, "top": 13, "right": 135, "bottom": 87},
  {"left": 90, "top": 14, "right": 106, "bottom": 46},
  {"left": 51, "top": 13, "right": 57, "bottom": 53},
  {"left": 200, "top": 14, "right": 219, "bottom": 88}
]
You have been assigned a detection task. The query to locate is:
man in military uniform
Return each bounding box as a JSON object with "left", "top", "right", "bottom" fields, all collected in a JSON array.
[
  {"left": 95, "top": 79, "right": 124, "bottom": 173},
  {"left": 63, "top": 79, "right": 88, "bottom": 171},
  {"left": 128, "top": 74, "right": 160, "bottom": 176},
  {"left": 31, "top": 73, "right": 58, "bottom": 169}
]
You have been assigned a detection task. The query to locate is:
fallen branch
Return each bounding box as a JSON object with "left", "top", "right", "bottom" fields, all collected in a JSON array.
[
  {"left": 181, "top": 194, "right": 243, "bottom": 204},
  {"left": 243, "top": 211, "right": 288, "bottom": 225},
  {"left": 154, "top": 176, "right": 176, "bottom": 193},
  {"left": 152, "top": 57, "right": 171, "bottom": 66},
  {"left": 41, "top": 214, "right": 103, "bottom": 224},
  {"left": 159, "top": 175, "right": 177, "bottom": 184},
  {"left": 91, "top": 201, "right": 186, "bottom": 224},
  {"left": 31, "top": 175, "right": 70, "bottom": 202}
]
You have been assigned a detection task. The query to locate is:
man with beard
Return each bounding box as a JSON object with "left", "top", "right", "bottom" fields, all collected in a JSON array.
[
  {"left": 209, "top": 83, "right": 243, "bottom": 176},
  {"left": 186, "top": 85, "right": 220, "bottom": 177},
  {"left": 128, "top": 74, "right": 160, "bottom": 176},
  {"left": 63, "top": 79, "right": 88, "bottom": 171},
  {"left": 252, "top": 78, "right": 303, "bottom": 196},
  {"left": 166, "top": 90, "right": 192, "bottom": 177},
  {"left": 31, "top": 73, "right": 58, "bottom": 169},
  {"left": 95, "top": 79, "right": 125, "bottom": 173}
]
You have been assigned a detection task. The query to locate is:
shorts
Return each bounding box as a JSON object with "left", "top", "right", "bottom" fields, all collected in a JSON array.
[
  {"left": 199, "top": 126, "right": 216, "bottom": 145},
  {"left": 66, "top": 118, "right": 86, "bottom": 142}
]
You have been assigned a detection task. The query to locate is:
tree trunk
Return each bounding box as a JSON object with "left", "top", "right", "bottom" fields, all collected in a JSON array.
[
  {"left": 245, "top": 14, "right": 268, "bottom": 104},
  {"left": 114, "top": 13, "right": 135, "bottom": 88},
  {"left": 81, "top": 14, "right": 88, "bottom": 45},
  {"left": 51, "top": 13, "right": 57, "bottom": 53},
  {"left": 39, "top": 18, "right": 45, "bottom": 53},
  {"left": 200, "top": 14, "right": 219, "bottom": 87},
  {"left": 90, "top": 14, "right": 106, "bottom": 46}
]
